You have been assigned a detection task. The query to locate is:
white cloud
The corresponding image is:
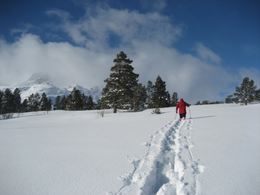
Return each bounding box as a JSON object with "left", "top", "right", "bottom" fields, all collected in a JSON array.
[
  {"left": 0, "top": 6, "right": 247, "bottom": 102},
  {"left": 195, "top": 43, "right": 221, "bottom": 64},
  {"left": 47, "top": 7, "right": 182, "bottom": 48},
  {"left": 130, "top": 41, "right": 233, "bottom": 101},
  {"left": 0, "top": 34, "right": 113, "bottom": 88},
  {"left": 46, "top": 9, "right": 71, "bottom": 20}
]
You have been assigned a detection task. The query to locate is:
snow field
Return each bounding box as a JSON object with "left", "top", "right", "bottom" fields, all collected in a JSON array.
[
  {"left": 191, "top": 104, "right": 260, "bottom": 195},
  {"left": 0, "top": 108, "right": 176, "bottom": 195},
  {"left": 0, "top": 104, "right": 260, "bottom": 195},
  {"left": 117, "top": 118, "right": 203, "bottom": 195}
]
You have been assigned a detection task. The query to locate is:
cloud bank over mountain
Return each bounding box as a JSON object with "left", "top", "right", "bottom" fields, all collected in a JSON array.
[{"left": 0, "top": 5, "right": 257, "bottom": 102}]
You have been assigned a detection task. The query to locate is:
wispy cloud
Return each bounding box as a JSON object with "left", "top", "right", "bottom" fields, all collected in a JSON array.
[
  {"left": 46, "top": 6, "right": 182, "bottom": 48},
  {"left": 46, "top": 9, "right": 71, "bottom": 20},
  {"left": 195, "top": 43, "right": 221, "bottom": 64}
]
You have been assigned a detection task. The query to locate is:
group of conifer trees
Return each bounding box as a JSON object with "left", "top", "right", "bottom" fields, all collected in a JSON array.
[
  {"left": 0, "top": 87, "right": 97, "bottom": 117},
  {"left": 55, "top": 88, "right": 96, "bottom": 110},
  {"left": 3, "top": 51, "right": 258, "bottom": 117},
  {"left": 54, "top": 50, "right": 179, "bottom": 113},
  {"left": 0, "top": 88, "right": 52, "bottom": 116},
  {"left": 225, "top": 77, "right": 260, "bottom": 105},
  {"left": 0, "top": 51, "right": 179, "bottom": 116},
  {"left": 100, "top": 51, "right": 178, "bottom": 113}
]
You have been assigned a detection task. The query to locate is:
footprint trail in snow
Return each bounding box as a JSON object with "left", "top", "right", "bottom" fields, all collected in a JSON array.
[{"left": 114, "top": 119, "right": 204, "bottom": 195}]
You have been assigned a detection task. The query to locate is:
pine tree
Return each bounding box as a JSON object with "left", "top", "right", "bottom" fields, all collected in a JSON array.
[
  {"left": 60, "top": 96, "right": 67, "bottom": 110},
  {"left": 166, "top": 91, "right": 171, "bottom": 107},
  {"left": 82, "top": 94, "right": 86, "bottom": 110},
  {"left": 40, "top": 93, "right": 49, "bottom": 111},
  {"left": 256, "top": 89, "right": 260, "bottom": 101},
  {"left": 195, "top": 101, "right": 201, "bottom": 105},
  {"left": 47, "top": 99, "right": 52, "bottom": 111},
  {"left": 152, "top": 76, "right": 169, "bottom": 108},
  {"left": 132, "top": 84, "right": 147, "bottom": 111},
  {"left": 65, "top": 95, "right": 72, "bottom": 110},
  {"left": 1, "top": 88, "right": 15, "bottom": 114},
  {"left": 95, "top": 99, "right": 102, "bottom": 110},
  {"left": 21, "top": 99, "right": 29, "bottom": 112},
  {"left": 82, "top": 94, "right": 93, "bottom": 110},
  {"left": 101, "top": 51, "right": 139, "bottom": 113},
  {"left": 234, "top": 77, "right": 257, "bottom": 105},
  {"left": 171, "top": 92, "right": 178, "bottom": 106},
  {"left": 146, "top": 81, "right": 154, "bottom": 108},
  {"left": 27, "top": 93, "right": 41, "bottom": 111},
  {"left": 68, "top": 88, "right": 84, "bottom": 110},
  {"left": 13, "top": 88, "right": 21, "bottom": 113},
  {"left": 225, "top": 95, "right": 233, "bottom": 103},
  {"left": 225, "top": 94, "right": 238, "bottom": 103},
  {"left": 0, "top": 90, "right": 3, "bottom": 114},
  {"left": 86, "top": 96, "right": 94, "bottom": 110},
  {"left": 55, "top": 96, "right": 61, "bottom": 110}
]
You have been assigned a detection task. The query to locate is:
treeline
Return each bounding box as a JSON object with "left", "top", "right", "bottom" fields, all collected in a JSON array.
[
  {"left": 2, "top": 51, "right": 259, "bottom": 118},
  {"left": 100, "top": 51, "right": 178, "bottom": 113},
  {"left": 1, "top": 51, "right": 181, "bottom": 116},
  {"left": 0, "top": 88, "right": 52, "bottom": 117},
  {"left": 0, "top": 87, "right": 99, "bottom": 117},
  {"left": 55, "top": 87, "right": 96, "bottom": 110},
  {"left": 225, "top": 77, "right": 260, "bottom": 105},
  {"left": 144, "top": 78, "right": 178, "bottom": 109},
  {"left": 195, "top": 100, "right": 224, "bottom": 105}
]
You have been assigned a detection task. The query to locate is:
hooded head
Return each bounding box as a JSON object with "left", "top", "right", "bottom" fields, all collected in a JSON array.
[{"left": 180, "top": 98, "right": 184, "bottom": 103}]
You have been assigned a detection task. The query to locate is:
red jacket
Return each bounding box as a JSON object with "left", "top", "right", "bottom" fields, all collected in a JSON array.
[{"left": 176, "top": 99, "right": 190, "bottom": 114}]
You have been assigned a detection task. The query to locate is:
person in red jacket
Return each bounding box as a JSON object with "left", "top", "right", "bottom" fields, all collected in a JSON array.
[{"left": 176, "top": 98, "right": 190, "bottom": 120}]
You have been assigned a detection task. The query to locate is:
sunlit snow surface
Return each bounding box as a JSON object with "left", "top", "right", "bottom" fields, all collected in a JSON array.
[{"left": 0, "top": 104, "right": 259, "bottom": 195}]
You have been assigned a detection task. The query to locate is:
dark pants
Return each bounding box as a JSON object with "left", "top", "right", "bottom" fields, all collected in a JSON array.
[{"left": 180, "top": 113, "right": 186, "bottom": 119}]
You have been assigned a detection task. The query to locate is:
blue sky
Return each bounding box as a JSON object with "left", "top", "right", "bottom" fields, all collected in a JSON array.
[{"left": 0, "top": 0, "right": 259, "bottom": 102}]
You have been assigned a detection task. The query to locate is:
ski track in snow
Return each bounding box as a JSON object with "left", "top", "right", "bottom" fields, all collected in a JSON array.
[{"left": 113, "top": 119, "right": 203, "bottom": 195}]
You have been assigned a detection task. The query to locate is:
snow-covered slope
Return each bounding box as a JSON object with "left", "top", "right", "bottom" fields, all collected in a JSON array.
[
  {"left": 192, "top": 104, "right": 260, "bottom": 195},
  {"left": 0, "top": 104, "right": 259, "bottom": 195}
]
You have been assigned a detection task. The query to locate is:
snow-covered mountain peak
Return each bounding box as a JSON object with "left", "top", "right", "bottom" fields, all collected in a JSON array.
[
  {"left": 20, "top": 73, "right": 53, "bottom": 87},
  {"left": 1, "top": 73, "right": 101, "bottom": 102}
]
